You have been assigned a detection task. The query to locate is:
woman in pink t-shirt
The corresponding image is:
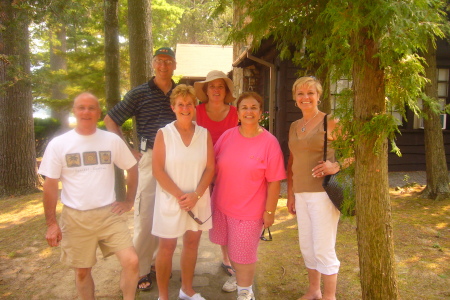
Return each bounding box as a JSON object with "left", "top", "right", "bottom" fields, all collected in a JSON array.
[
  {"left": 209, "top": 92, "right": 286, "bottom": 300},
  {"left": 194, "top": 70, "right": 238, "bottom": 279}
]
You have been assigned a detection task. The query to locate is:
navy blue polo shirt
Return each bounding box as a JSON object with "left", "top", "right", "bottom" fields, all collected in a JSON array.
[{"left": 107, "top": 77, "right": 176, "bottom": 149}]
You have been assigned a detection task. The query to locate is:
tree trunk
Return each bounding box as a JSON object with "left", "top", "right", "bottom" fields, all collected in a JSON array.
[
  {"left": 127, "top": 0, "right": 153, "bottom": 148},
  {"left": 49, "top": 26, "right": 69, "bottom": 131},
  {"left": 127, "top": 0, "right": 152, "bottom": 87},
  {"left": 352, "top": 29, "right": 399, "bottom": 299},
  {"left": 421, "top": 40, "right": 450, "bottom": 200},
  {"left": 0, "top": 0, "right": 39, "bottom": 197},
  {"left": 104, "top": 0, "right": 126, "bottom": 201}
]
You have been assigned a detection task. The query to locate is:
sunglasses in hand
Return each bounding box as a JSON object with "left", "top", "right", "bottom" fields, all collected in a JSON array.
[
  {"left": 260, "top": 227, "right": 272, "bottom": 241},
  {"left": 187, "top": 210, "right": 211, "bottom": 225}
]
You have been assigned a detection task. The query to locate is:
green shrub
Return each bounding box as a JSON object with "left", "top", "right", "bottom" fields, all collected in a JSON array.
[
  {"left": 34, "top": 118, "right": 61, "bottom": 157},
  {"left": 97, "top": 119, "right": 135, "bottom": 147}
]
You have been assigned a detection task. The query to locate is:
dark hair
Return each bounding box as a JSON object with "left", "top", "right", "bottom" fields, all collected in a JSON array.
[{"left": 236, "top": 92, "right": 263, "bottom": 111}]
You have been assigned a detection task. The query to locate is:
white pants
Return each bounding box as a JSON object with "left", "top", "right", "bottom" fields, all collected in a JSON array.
[
  {"left": 133, "top": 150, "right": 159, "bottom": 276},
  {"left": 295, "top": 192, "right": 340, "bottom": 275}
]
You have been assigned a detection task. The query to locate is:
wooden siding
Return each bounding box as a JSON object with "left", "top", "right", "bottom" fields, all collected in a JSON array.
[
  {"left": 388, "top": 130, "right": 450, "bottom": 172},
  {"left": 235, "top": 39, "right": 450, "bottom": 171}
]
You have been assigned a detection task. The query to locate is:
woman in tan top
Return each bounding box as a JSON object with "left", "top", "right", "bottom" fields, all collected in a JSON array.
[{"left": 287, "top": 77, "right": 341, "bottom": 300}]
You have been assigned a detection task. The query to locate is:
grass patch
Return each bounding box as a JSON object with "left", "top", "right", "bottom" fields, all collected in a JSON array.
[
  {"left": 256, "top": 187, "right": 450, "bottom": 299},
  {"left": 0, "top": 185, "right": 449, "bottom": 299}
]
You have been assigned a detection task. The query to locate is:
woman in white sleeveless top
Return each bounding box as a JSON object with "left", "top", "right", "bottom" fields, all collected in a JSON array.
[{"left": 152, "top": 84, "right": 214, "bottom": 300}]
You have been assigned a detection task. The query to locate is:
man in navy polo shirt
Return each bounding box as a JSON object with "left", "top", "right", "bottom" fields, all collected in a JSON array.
[{"left": 104, "top": 47, "right": 177, "bottom": 291}]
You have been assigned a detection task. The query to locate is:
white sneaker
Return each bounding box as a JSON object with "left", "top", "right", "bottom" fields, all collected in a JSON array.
[
  {"left": 237, "top": 289, "right": 255, "bottom": 300},
  {"left": 179, "top": 289, "right": 206, "bottom": 300},
  {"left": 222, "top": 275, "right": 237, "bottom": 292}
]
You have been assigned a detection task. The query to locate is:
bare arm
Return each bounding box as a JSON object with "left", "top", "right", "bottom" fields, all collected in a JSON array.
[
  {"left": 42, "top": 177, "right": 62, "bottom": 247},
  {"left": 152, "top": 130, "right": 185, "bottom": 200},
  {"left": 263, "top": 180, "right": 281, "bottom": 228},
  {"left": 286, "top": 151, "right": 296, "bottom": 215},
  {"left": 104, "top": 114, "right": 142, "bottom": 160}
]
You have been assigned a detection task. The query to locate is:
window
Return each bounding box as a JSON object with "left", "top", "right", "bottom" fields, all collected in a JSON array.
[
  {"left": 330, "top": 78, "right": 351, "bottom": 113},
  {"left": 414, "top": 68, "right": 449, "bottom": 129}
]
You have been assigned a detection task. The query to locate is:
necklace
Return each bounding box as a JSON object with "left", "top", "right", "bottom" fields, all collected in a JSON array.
[{"left": 301, "top": 111, "right": 319, "bottom": 132}]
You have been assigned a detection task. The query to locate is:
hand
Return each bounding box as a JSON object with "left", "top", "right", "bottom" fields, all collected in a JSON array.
[
  {"left": 287, "top": 195, "right": 296, "bottom": 215},
  {"left": 111, "top": 201, "right": 133, "bottom": 215},
  {"left": 178, "top": 192, "right": 198, "bottom": 211},
  {"left": 312, "top": 160, "right": 339, "bottom": 178},
  {"left": 46, "top": 223, "right": 62, "bottom": 247},
  {"left": 263, "top": 212, "right": 275, "bottom": 228}
]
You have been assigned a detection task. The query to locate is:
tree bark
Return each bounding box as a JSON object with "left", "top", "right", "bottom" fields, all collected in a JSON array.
[
  {"left": 421, "top": 40, "right": 450, "bottom": 200},
  {"left": 127, "top": 0, "right": 152, "bottom": 87},
  {"left": 0, "top": 0, "right": 39, "bottom": 197},
  {"left": 104, "top": 0, "right": 126, "bottom": 201},
  {"left": 352, "top": 29, "right": 399, "bottom": 299},
  {"left": 49, "top": 25, "right": 69, "bottom": 131},
  {"left": 127, "top": 0, "right": 153, "bottom": 148}
]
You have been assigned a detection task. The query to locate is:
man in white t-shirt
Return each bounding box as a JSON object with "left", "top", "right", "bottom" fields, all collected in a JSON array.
[{"left": 39, "top": 92, "right": 139, "bottom": 300}]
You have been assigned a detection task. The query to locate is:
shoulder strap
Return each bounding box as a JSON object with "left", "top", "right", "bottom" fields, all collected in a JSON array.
[{"left": 323, "top": 114, "right": 328, "bottom": 161}]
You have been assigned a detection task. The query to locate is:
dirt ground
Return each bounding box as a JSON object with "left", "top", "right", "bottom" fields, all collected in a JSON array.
[
  {"left": 0, "top": 193, "right": 127, "bottom": 299},
  {"left": 1, "top": 184, "right": 449, "bottom": 299}
]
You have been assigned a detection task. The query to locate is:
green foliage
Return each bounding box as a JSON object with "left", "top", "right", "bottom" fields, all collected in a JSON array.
[
  {"left": 259, "top": 111, "right": 270, "bottom": 129},
  {"left": 34, "top": 118, "right": 61, "bottom": 157},
  {"left": 225, "top": 0, "right": 448, "bottom": 165},
  {"left": 98, "top": 119, "right": 134, "bottom": 146},
  {"left": 30, "top": 0, "right": 131, "bottom": 114},
  {"left": 152, "top": 0, "right": 184, "bottom": 48},
  {"left": 169, "top": 0, "right": 233, "bottom": 45}
]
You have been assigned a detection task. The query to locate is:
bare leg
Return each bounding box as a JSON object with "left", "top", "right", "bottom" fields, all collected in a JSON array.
[
  {"left": 180, "top": 230, "right": 203, "bottom": 296},
  {"left": 156, "top": 237, "right": 177, "bottom": 300},
  {"left": 231, "top": 261, "right": 256, "bottom": 287},
  {"left": 298, "top": 268, "right": 322, "bottom": 300},
  {"left": 75, "top": 268, "right": 95, "bottom": 300},
  {"left": 115, "top": 246, "right": 139, "bottom": 300},
  {"left": 221, "top": 245, "right": 235, "bottom": 275},
  {"left": 322, "top": 273, "right": 337, "bottom": 300}
]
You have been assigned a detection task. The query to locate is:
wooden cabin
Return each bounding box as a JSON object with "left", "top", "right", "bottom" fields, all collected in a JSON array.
[{"left": 232, "top": 39, "right": 450, "bottom": 171}]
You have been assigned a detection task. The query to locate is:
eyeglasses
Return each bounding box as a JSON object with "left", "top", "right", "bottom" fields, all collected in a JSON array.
[
  {"left": 154, "top": 58, "right": 175, "bottom": 66},
  {"left": 260, "top": 227, "right": 272, "bottom": 241},
  {"left": 187, "top": 211, "right": 211, "bottom": 225}
]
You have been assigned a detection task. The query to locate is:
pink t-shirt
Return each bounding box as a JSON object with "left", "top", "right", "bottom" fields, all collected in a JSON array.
[
  {"left": 196, "top": 103, "right": 238, "bottom": 144},
  {"left": 212, "top": 127, "right": 286, "bottom": 220}
]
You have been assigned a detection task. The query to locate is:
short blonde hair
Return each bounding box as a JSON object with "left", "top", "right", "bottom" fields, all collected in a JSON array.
[
  {"left": 292, "top": 77, "right": 323, "bottom": 99},
  {"left": 170, "top": 84, "right": 197, "bottom": 106}
]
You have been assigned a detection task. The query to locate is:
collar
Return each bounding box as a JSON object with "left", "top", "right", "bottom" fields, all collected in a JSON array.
[{"left": 148, "top": 76, "right": 176, "bottom": 92}]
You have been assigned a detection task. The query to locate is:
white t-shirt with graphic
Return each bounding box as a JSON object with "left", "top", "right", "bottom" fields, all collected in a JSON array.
[{"left": 38, "top": 129, "right": 136, "bottom": 210}]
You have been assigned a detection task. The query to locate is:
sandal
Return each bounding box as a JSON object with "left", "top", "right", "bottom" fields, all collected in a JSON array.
[
  {"left": 137, "top": 273, "right": 153, "bottom": 291},
  {"left": 221, "top": 262, "right": 235, "bottom": 276}
]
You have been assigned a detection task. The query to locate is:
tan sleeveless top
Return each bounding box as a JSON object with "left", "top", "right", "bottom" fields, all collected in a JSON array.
[{"left": 288, "top": 115, "right": 336, "bottom": 193}]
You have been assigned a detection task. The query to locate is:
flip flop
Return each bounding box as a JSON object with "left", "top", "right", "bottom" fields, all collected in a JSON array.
[
  {"left": 221, "top": 262, "right": 235, "bottom": 276},
  {"left": 137, "top": 273, "right": 153, "bottom": 291}
]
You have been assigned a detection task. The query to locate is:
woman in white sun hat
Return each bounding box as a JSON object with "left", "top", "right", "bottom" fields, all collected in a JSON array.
[{"left": 194, "top": 70, "right": 239, "bottom": 280}]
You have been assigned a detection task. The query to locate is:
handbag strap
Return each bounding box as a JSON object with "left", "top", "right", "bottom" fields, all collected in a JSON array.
[{"left": 323, "top": 114, "right": 328, "bottom": 162}]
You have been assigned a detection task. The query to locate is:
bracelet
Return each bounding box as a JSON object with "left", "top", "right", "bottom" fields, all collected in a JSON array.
[
  {"left": 265, "top": 210, "right": 274, "bottom": 215},
  {"left": 194, "top": 191, "right": 201, "bottom": 200}
]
